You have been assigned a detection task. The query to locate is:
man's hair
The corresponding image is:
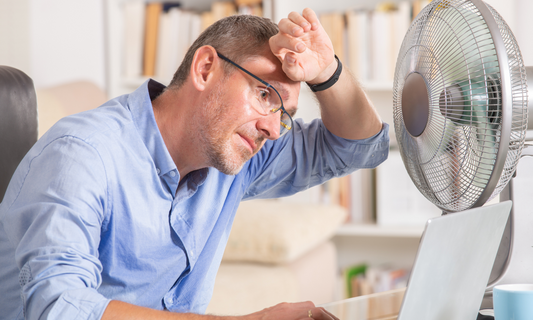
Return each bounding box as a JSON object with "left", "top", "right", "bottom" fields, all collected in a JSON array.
[{"left": 167, "top": 14, "right": 279, "bottom": 90}]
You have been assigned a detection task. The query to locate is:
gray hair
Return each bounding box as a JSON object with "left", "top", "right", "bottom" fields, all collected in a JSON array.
[{"left": 167, "top": 14, "right": 279, "bottom": 90}]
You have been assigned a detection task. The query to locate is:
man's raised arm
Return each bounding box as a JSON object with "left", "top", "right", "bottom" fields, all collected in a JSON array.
[{"left": 269, "top": 8, "right": 383, "bottom": 140}]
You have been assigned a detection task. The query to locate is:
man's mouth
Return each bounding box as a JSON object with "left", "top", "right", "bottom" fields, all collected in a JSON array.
[{"left": 238, "top": 134, "right": 257, "bottom": 153}]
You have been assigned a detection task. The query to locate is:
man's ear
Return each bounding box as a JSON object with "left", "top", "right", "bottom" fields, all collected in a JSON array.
[{"left": 190, "top": 46, "right": 221, "bottom": 91}]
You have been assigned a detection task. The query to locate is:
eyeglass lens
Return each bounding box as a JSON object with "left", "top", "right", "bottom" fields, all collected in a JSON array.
[{"left": 217, "top": 51, "right": 293, "bottom": 136}]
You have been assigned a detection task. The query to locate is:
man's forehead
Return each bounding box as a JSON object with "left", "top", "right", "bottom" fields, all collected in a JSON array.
[{"left": 241, "top": 54, "right": 300, "bottom": 110}]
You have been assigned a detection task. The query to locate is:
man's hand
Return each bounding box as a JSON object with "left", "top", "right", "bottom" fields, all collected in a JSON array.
[
  {"left": 269, "top": 8, "right": 337, "bottom": 85},
  {"left": 270, "top": 9, "right": 383, "bottom": 140},
  {"left": 102, "top": 300, "right": 339, "bottom": 320},
  {"left": 246, "top": 301, "right": 339, "bottom": 320}
]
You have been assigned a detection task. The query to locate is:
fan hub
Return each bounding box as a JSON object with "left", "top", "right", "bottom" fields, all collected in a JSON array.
[{"left": 401, "top": 72, "right": 430, "bottom": 137}]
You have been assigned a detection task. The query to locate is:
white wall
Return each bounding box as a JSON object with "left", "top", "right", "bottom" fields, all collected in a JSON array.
[
  {"left": 0, "top": 0, "right": 106, "bottom": 91},
  {"left": 28, "top": 0, "right": 106, "bottom": 90},
  {"left": 0, "top": 0, "right": 31, "bottom": 74}
]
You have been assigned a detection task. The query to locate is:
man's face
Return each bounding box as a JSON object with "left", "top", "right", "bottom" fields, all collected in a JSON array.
[{"left": 196, "top": 51, "right": 300, "bottom": 175}]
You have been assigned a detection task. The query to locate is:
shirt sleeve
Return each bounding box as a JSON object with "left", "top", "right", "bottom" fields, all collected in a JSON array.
[
  {"left": 243, "top": 119, "right": 390, "bottom": 199},
  {"left": 2, "top": 136, "right": 111, "bottom": 320}
]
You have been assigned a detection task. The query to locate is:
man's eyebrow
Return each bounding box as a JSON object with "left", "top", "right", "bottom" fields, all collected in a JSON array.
[
  {"left": 269, "top": 80, "right": 290, "bottom": 101},
  {"left": 268, "top": 80, "right": 298, "bottom": 116}
]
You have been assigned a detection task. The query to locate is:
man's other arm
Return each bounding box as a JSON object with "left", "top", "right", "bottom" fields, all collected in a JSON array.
[{"left": 102, "top": 300, "right": 338, "bottom": 320}]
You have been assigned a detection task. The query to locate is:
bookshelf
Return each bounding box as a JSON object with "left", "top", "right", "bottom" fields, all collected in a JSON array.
[
  {"left": 102, "top": 0, "right": 435, "bottom": 274},
  {"left": 336, "top": 224, "right": 423, "bottom": 238}
]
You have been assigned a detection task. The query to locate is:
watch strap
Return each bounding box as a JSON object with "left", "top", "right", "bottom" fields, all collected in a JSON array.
[{"left": 307, "top": 55, "right": 342, "bottom": 92}]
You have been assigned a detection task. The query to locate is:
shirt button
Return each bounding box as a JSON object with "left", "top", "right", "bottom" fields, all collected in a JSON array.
[
  {"left": 156, "top": 168, "right": 161, "bottom": 174},
  {"left": 170, "top": 171, "right": 176, "bottom": 177}
]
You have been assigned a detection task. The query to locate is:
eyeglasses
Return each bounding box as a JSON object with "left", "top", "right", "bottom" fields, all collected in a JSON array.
[{"left": 217, "top": 52, "right": 294, "bottom": 137}]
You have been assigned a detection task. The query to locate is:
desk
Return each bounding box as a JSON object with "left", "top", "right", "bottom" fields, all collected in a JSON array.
[{"left": 320, "top": 288, "right": 406, "bottom": 320}]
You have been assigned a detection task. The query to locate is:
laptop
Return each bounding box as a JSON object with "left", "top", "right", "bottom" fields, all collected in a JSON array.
[{"left": 323, "top": 201, "right": 512, "bottom": 320}]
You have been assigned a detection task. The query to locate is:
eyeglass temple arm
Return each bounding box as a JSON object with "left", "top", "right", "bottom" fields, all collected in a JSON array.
[{"left": 216, "top": 52, "right": 272, "bottom": 89}]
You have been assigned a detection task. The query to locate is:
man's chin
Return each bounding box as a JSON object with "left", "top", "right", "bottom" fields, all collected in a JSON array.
[
  {"left": 213, "top": 153, "right": 251, "bottom": 176},
  {"left": 214, "top": 161, "right": 246, "bottom": 176}
]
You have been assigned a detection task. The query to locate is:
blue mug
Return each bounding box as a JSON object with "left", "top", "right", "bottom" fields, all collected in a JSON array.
[{"left": 494, "top": 284, "right": 533, "bottom": 320}]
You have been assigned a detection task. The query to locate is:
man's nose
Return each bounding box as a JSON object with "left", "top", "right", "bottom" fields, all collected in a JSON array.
[{"left": 256, "top": 112, "right": 280, "bottom": 140}]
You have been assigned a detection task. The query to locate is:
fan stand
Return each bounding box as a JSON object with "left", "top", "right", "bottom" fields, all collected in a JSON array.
[
  {"left": 481, "top": 142, "right": 533, "bottom": 309},
  {"left": 479, "top": 66, "right": 533, "bottom": 309}
]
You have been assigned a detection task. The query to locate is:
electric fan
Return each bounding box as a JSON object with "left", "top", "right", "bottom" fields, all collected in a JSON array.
[{"left": 393, "top": 0, "right": 533, "bottom": 309}]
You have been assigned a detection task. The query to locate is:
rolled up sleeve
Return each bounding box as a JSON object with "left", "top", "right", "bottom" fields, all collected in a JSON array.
[
  {"left": 3, "top": 137, "right": 111, "bottom": 319},
  {"left": 243, "top": 119, "right": 390, "bottom": 199}
]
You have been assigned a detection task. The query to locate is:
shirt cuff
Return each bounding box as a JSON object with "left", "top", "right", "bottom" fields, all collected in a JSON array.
[{"left": 43, "top": 289, "right": 110, "bottom": 320}]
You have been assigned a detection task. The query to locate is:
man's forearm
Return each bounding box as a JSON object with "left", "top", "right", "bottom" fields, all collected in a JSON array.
[
  {"left": 313, "top": 60, "right": 383, "bottom": 140},
  {"left": 102, "top": 300, "right": 338, "bottom": 320},
  {"left": 102, "top": 301, "right": 241, "bottom": 320}
]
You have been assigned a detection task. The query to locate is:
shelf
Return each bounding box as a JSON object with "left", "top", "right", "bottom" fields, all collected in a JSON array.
[
  {"left": 361, "top": 81, "right": 393, "bottom": 91},
  {"left": 335, "top": 223, "right": 424, "bottom": 238}
]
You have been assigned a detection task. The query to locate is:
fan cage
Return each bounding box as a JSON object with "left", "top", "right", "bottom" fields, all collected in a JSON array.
[{"left": 392, "top": 0, "right": 528, "bottom": 212}]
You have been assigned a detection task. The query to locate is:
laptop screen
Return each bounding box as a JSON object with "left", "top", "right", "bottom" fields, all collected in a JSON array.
[{"left": 398, "top": 201, "right": 511, "bottom": 320}]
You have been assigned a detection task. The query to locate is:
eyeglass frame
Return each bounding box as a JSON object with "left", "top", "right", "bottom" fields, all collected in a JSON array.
[{"left": 216, "top": 51, "right": 294, "bottom": 137}]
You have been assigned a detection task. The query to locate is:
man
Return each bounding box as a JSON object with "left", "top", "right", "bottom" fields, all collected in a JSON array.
[{"left": 0, "top": 8, "right": 388, "bottom": 320}]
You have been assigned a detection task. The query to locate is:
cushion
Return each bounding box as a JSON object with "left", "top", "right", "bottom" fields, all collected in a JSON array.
[
  {"left": 207, "top": 241, "right": 338, "bottom": 316},
  {"left": 223, "top": 199, "right": 347, "bottom": 264},
  {"left": 36, "top": 81, "right": 107, "bottom": 137}
]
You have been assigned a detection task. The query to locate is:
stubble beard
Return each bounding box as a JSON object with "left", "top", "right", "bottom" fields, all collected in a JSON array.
[{"left": 196, "top": 82, "right": 263, "bottom": 176}]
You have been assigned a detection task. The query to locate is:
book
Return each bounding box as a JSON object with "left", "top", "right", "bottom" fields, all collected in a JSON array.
[
  {"left": 346, "top": 9, "right": 370, "bottom": 82},
  {"left": 370, "top": 8, "right": 393, "bottom": 82},
  {"left": 320, "top": 12, "right": 345, "bottom": 62},
  {"left": 234, "top": 0, "right": 261, "bottom": 5},
  {"left": 375, "top": 150, "right": 441, "bottom": 226},
  {"left": 201, "top": 11, "right": 215, "bottom": 31},
  {"left": 143, "top": 2, "right": 163, "bottom": 77},
  {"left": 412, "top": 0, "right": 432, "bottom": 20},
  {"left": 391, "top": 1, "right": 411, "bottom": 78},
  {"left": 211, "top": 1, "right": 236, "bottom": 22},
  {"left": 349, "top": 169, "right": 375, "bottom": 224},
  {"left": 123, "top": 0, "right": 145, "bottom": 78},
  {"left": 155, "top": 8, "right": 173, "bottom": 82}
]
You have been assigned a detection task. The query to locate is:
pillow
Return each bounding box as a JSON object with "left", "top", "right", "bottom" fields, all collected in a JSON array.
[
  {"left": 222, "top": 199, "right": 347, "bottom": 264},
  {"left": 36, "top": 81, "right": 107, "bottom": 137}
]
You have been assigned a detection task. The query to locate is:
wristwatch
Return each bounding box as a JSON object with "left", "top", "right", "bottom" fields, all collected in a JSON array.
[{"left": 307, "top": 55, "right": 342, "bottom": 92}]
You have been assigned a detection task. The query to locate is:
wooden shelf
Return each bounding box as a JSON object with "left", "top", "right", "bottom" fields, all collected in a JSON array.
[{"left": 335, "top": 223, "right": 424, "bottom": 238}]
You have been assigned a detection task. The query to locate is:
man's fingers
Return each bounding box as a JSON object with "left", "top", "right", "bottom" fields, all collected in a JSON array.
[
  {"left": 308, "top": 307, "right": 339, "bottom": 320},
  {"left": 269, "top": 33, "right": 306, "bottom": 55},
  {"left": 278, "top": 17, "right": 307, "bottom": 37},
  {"left": 288, "top": 11, "right": 312, "bottom": 32},
  {"left": 281, "top": 52, "right": 303, "bottom": 81},
  {"left": 322, "top": 308, "right": 340, "bottom": 320},
  {"left": 302, "top": 8, "right": 320, "bottom": 31}
]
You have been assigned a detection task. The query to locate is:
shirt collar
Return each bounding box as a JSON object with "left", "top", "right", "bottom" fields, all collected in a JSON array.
[
  {"left": 127, "top": 79, "right": 176, "bottom": 178},
  {"left": 127, "top": 79, "right": 209, "bottom": 194}
]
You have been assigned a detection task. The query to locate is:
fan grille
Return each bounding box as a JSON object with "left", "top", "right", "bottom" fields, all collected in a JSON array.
[{"left": 393, "top": 0, "right": 528, "bottom": 212}]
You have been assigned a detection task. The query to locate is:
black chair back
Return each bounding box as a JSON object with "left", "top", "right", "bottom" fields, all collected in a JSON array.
[{"left": 0, "top": 66, "right": 38, "bottom": 201}]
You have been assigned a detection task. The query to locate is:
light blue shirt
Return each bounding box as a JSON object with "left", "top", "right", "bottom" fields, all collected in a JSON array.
[{"left": 0, "top": 80, "right": 389, "bottom": 320}]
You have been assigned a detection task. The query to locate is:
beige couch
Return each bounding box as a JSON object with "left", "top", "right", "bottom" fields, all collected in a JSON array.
[
  {"left": 36, "top": 81, "right": 107, "bottom": 137},
  {"left": 207, "top": 199, "right": 346, "bottom": 316}
]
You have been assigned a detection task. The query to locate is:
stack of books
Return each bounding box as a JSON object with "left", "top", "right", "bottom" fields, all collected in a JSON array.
[
  {"left": 319, "top": 0, "right": 431, "bottom": 84},
  {"left": 122, "top": 0, "right": 265, "bottom": 84}
]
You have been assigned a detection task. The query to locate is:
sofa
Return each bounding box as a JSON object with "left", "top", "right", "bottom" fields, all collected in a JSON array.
[{"left": 206, "top": 199, "right": 346, "bottom": 315}]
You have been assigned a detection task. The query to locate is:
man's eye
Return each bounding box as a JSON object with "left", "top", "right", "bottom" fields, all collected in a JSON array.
[{"left": 259, "top": 89, "right": 269, "bottom": 101}]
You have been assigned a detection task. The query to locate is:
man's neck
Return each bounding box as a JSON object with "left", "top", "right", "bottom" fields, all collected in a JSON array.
[{"left": 151, "top": 86, "right": 207, "bottom": 180}]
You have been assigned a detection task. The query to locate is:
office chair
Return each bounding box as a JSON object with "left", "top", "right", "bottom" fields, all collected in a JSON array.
[{"left": 0, "top": 66, "right": 38, "bottom": 201}]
